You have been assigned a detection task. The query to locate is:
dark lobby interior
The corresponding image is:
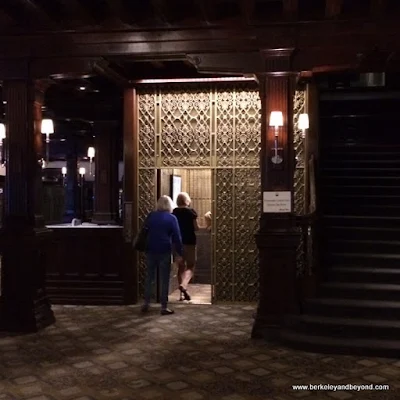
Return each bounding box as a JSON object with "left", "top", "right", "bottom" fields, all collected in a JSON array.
[{"left": 0, "top": 0, "right": 400, "bottom": 399}]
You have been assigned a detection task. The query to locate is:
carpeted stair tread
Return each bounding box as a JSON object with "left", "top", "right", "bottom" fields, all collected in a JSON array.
[
  {"left": 327, "top": 226, "right": 400, "bottom": 232},
  {"left": 321, "top": 282, "right": 400, "bottom": 291},
  {"left": 324, "top": 215, "right": 400, "bottom": 220},
  {"left": 323, "top": 184, "right": 400, "bottom": 189},
  {"left": 324, "top": 266, "right": 400, "bottom": 284},
  {"left": 324, "top": 175, "right": 400, "bottom": 180},
  {"left": 325, "top": 159, "right": 400, "bottom": 164},
  {"left": 329, "top": 266, "right": 400, "bottom": 274},
  {"left": 325, "top": 152, "right": 400, "bottom": 157},
  {"left": 329, "top": 252, "right": 400, "bottom": 260},
  {"left": 324, "top": 177, "right": 400, "bottom": 186},
  {"left": 322, "top": 144, "right": 400, "bottom": 149},
  {"left": 281, "top": 330, "right": 400, "bottom": 351},
  {"left": 287, "top": 314, "right": 400, "bottom": 329},
  {"left": 329, "top": 239, "right": 400, "bottom": 245},
  {"left": 308, "top": 298, "right": 400, "bottom": 308},
  {"left": 322, "top": 167, "right": 400, "bottom": 173}
]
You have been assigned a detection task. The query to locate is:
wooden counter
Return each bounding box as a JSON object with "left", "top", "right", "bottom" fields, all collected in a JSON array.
[{"left": 45, "top": 224, "right": 135, "bottom": 305}]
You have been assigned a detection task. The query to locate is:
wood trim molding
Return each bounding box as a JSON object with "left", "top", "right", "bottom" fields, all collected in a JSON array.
[{"left": 260, "top": 48, "right": 295, "bottom": 73}]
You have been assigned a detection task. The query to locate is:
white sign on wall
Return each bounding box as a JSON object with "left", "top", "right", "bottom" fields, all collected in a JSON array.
[{"left": 263, "top": 191, "right": 291, "bottom": 213}]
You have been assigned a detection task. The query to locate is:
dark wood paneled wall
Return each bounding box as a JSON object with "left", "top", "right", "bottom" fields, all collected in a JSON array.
[{"left": 45, "top": 227, "right": 129, "bottom": 305}]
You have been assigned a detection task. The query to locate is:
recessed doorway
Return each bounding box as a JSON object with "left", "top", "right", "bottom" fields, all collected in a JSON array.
[{"left": 159, "top": 168, "right": 213, "bottom": 304}]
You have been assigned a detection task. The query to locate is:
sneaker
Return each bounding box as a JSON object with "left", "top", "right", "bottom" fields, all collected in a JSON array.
[{"left": 160, "top": 308, "right": 174, "bottom": 315}]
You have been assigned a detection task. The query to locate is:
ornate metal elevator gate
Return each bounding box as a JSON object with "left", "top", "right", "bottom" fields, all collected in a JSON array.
[{"left": 136, "top": 82, "right": 261, "bottom": 302}]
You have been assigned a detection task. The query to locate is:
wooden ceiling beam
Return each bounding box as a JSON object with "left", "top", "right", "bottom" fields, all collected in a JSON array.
[
  {"left": 184, "top": 59, "right": 195, "bottom": 68},
  {"left": 0, "top": 20, "right": 399, "bottom": 61},
  {"left": 93, "top": 59, "right": 129, "bottom": 87},
  {"left": 104, "top": 0, "right": 135, "bottom": 28},
  {"left": 16, "top": 0, "right": 57, "bottom": 28},
  {"left": 0, "top": 8, "right": 17, "bottom": 29},
  {"left": 151, "top": 61, "right": 165, "bottom": 68},
  {"left": 283, "top": 0, "right": 299, "bottom": 20},
  {"left": 370, "top": 0, "right": 387, "bottom": 16},
  {"left": 194, "top": 0, "right": 216, "bottom": 25},
  {"left": 325, "top": 0, "right": 343, "bottom": 18},
  {"left": 150, "top": 0, "right": 171, "bottom": 25},
  {"left": 56, "top": 0, "right": 97, "bottom": 27},
  {"left": 105, "top": 0, "right": 125, "bottom": 18},
  {"left": 239, "top": 0, "right": 255, "bottom": 25}
]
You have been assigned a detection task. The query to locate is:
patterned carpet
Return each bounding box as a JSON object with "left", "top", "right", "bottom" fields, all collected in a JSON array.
[{"left": 0, "top": 304, "right": 399, "bottom": 399}]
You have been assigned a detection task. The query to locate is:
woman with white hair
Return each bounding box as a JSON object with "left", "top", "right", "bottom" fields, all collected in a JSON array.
[
  {"left": 173, "top": 192, "right": 199, "bottom": 301},
  {"left": 142, "top": 195, "right": 183, "bottom": 315}
]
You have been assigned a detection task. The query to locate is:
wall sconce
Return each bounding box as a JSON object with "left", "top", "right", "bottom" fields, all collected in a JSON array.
[
  {"left": 298, "top": 113, "right": 309, "bottom": 139},
  {"left": 61, "top": 166, "right": 67, "bottom": 185},
  {"left": 269, "top": 111, "right": 283, "bottom": 165},
  {"left": 78, "top": 167, "right": 86, "bottom": 221},
  {"left": 87, "top": 146, "right": 95, "bottom": 175},
  {"left": 41, "top": 118, "right": 54, "bottom": 163},
  {"left": 0, "top": 123, "right": 6, "bottom": 166}
]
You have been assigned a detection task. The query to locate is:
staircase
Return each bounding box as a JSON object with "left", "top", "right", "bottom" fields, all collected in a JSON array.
[{"left": 282, "top": 142, "right": 400, "bottom": 357}]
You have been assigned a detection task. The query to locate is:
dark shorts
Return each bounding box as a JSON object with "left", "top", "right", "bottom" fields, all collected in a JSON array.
[{"left": 182, "top": 245, "right": 196, "bottom": 268}]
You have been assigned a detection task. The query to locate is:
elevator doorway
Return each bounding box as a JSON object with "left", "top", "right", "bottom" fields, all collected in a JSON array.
[
  {"left": 135, "top": 82, "right": 261, "bottom": 303},
  {"left": 158, "top": 168, "right": 212, "bottom": 304}
]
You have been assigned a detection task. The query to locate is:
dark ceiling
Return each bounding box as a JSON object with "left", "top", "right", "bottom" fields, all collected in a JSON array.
[{"left": 0, "top": 0, "right": 399, "bottom": 34}]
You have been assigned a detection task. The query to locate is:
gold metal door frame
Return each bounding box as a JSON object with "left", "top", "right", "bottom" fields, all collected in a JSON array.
[
  {"left": 293, "top": 90, "right": 309, "bottom": 277},
  {"left": 136, "top": 82, "right": 261, "bottom": 302}
]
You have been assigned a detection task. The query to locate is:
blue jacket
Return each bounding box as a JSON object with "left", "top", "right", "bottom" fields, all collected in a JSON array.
[{"left": 145, "top": 211, "right": 183, "bottom": 256}]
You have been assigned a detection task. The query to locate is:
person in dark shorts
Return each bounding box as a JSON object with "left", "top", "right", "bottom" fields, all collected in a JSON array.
[{"left": 173, "top": 192, "right": 199, "bottom": 301}]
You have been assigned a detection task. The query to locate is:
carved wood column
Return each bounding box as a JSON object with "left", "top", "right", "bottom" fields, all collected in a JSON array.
[
  {"left": 122, "top": 88, "right": 137, "bottom": 303},
  {"left": 33, "top": 81, "right": 50, "bottom": 227},
  {"left": 91, "top": 121, "right": 119, "bottom": 225},
  {"left": 0, "top": 79, "right": 55, "bottom": 332},
  {"left": 252, "top": 49, "right": 301, "bottom": 339}
]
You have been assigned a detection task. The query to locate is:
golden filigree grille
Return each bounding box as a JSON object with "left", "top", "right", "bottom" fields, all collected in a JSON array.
[
  {"left": 235, "top": 88, "right": 261, "bottom": 168},
  {"left": 160, "top": 86, "right": 211, "bottom": 167},
  {"left": 137, "top": 168, "right": 156, "bottom": 297},
  {"left": 137, "top": 83, "right": 261, "bottom": 302},
  {"left": 214, "top": 168, "right": 234, "bottom": 300},
  {"left": 216, "top": 88, "right": 234, "bottom": 167},
  {"left": 293, "top": 90, "right": 306, "bottom": 215},
  {"left": 233, "top": 168, "right": 260, "bottom": 301},
  {"left": 293, "top": 90, "right": 307, "bottom": 277},
  {"left": 138, "top": 91, "right": 156, "bottom": 168}
]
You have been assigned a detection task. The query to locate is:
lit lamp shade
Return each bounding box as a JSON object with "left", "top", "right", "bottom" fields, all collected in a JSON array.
[
  {"left": 79, "top": 167, "right": 86, "bottom": 176},
  {"left": 41, "top": 119, "right": 54, "bottom": 134},
  {"left": 269, "top": 111, "right": 283, "bottom": 128},
  {"left": 0, "top": 123, "right": 5, "bottom": 140},
  {"left": 298, "top": 113, "right": 309, "bottom": 130},
  {"left": 61, "top": 167, "right": 67, "bottom": 175},
  {"left": 87, "top": 146, "right": 95, "bottom": 158}
]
